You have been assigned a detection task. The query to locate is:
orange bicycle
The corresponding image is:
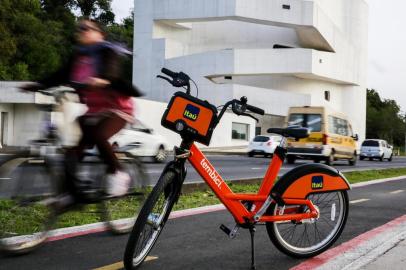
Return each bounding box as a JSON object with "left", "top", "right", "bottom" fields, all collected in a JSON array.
[{"left": 124, "top": 68, "right": 350, "bottom": 270}]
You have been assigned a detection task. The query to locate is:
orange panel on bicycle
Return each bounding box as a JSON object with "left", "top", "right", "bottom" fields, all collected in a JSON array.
[
  {"left": 282, "top": 173, "right": 350, "bottom": 199},
  {"left": 161, "top": 91, "right": 218, "bottom": 145}
]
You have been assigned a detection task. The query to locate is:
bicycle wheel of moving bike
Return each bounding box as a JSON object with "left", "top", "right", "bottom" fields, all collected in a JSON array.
[
  {"left": 124, "top": 170, "right": 178, "bottom": 270},
  {"left": 0, "top": 155, "right": 57, "bottom": 254},
  {"left": 266, "top": 190, "right": 349, "bottom": 258},
  {"left": 100, "top": 152, "right": 150, "bottom": 234}
]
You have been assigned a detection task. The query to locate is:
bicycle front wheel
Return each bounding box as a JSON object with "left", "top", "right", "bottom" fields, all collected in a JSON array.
[
  {"left": 124, "top": 170, "right": 178, "bottom": 270},
  {"left": 0, "top": 155, "right": 57, "bottom": 254},
  {"left": 266, "top": 190, "right": 349, "bottom": 258},
  {"left": 100, "top": 153, "right": 149, "bottom": 234}
]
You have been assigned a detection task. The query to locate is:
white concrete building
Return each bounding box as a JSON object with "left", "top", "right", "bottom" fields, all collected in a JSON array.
[
  {"left": 0, "top": 82, "right": 47, "bottom": 147},
  {"left": 0, "top": 82, "right": 82, "bottom": 147},
  {"left": 133, "top": 0, "right": 368, "bottom": 147}
]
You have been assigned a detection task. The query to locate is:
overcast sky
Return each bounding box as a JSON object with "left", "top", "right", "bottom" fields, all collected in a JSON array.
[{"left": 111, "top": 0, "right": 406, "bottom": 112}]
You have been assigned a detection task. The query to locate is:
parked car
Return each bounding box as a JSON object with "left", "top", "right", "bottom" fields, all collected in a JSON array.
[
  {"left": 360, "top": 139, "right": 393, "bottom": 161},
  {"left": 286, "top": 106, "right": 358, "bottom": 166},
  {"left": 248, "top": 134, "right": 282, "bottom": 157},
  {"left": 86, "top": 121, "right": 169, "bottom": 163}
]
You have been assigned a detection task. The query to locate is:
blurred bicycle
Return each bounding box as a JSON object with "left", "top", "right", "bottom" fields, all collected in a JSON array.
[{"left": 0, "top": 89, "right": 149, "bottom": 254}]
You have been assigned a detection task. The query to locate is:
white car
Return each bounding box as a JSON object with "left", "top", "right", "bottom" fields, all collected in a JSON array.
[
  {"left": 86, "top": 121, "right": 169, "bottom": 163},
  {"left": 110, "top": 121, "right": 169, "bottom": 163},
  {"left": 360, "top": 139, "right": 393, "bottom": 161},
  {"left": 248, "top": 134, "right": 282, "bottom": 157}
]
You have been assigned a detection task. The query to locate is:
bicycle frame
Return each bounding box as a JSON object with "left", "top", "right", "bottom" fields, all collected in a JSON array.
[
  {"left": 187, "top": 143, "right": 319, "bottom": 224},
  {"left": 183, "top": 140, "right": 347, "bottom": 224}
]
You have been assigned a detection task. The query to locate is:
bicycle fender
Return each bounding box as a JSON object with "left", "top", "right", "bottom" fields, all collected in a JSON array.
[{"left": 271, "top": 163, "right": 350, "bottom": 200}]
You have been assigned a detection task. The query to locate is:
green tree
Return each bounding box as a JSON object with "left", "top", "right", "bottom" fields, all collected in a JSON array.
[
  {"left": 0, "top": 0, "right": 134, "bottom": 81},
  {"left": 73, "top": 0, "right": 115, "bottom": 25},
  {"left": 366, "top": 89, "right": 406, "bottom": 147},
  {"left": 0, "top": 0, "right": 74, "bottom": 80},
  {"left": 106, "top": 12, "right": 134, "bottom": 49}
]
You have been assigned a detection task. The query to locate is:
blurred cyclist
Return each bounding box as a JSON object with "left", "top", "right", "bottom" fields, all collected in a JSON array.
[{"left": 21, "top": 19, "right": 142, "bottom": 203}]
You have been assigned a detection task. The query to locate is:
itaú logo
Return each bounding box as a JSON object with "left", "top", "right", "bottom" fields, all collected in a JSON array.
[
  {"left": 200, "top": 158, "right": 223, "bottom": 189},
  {"left": 183, "top": 104, "right": 200, "bottom": 121}
]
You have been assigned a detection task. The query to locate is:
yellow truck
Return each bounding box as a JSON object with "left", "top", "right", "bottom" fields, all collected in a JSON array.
[{"left": 286, "top": 106, "right": 358, "bottom": 165}]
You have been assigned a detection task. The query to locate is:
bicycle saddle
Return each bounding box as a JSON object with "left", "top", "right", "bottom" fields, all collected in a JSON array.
[{"left": 267, "top": 127, "right": 309, "bottom": 139}]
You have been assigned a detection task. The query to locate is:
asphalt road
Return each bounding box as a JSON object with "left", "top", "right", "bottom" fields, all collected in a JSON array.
[
  {"left": 145, "top": 155, "right": 406, "bottom": 184},
  {"left": 1, "top": 176, "right": 405, "bottom": 269}
]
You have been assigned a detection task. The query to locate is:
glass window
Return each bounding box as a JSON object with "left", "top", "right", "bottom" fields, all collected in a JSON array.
[
  {"left": 288, "top": 114, "right": 322, "bottom": 132},
  {"left": 255, "top": 127, "right": 261, "bottom": 136},
  {"left": 232, "top": 122, "right": 249, "bottom": 140},
  {"left": 328, "top": 116, "right": 349, "bottom": 136},
  {"left": 253, "top": 135, "right": 269, "bottom": 142},
  {"left": 362, "top": 140, "right": 379, "bottom": 147}
]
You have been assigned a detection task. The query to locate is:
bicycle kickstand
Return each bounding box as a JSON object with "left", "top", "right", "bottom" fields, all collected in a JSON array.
[{"left": 249, "top": 225, "right": 256, "bottom": 270}]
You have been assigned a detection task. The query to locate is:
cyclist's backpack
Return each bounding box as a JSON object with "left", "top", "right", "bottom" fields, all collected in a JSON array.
[{"left": 161, "top": 91, "right": 218, "bottom": 145}]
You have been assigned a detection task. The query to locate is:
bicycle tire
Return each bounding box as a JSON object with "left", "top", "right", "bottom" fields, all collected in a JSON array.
[
  {"left": 100, "top": 153, "right": 150, "bottom": 234},
  {"left": 124, "top": 170, "right": 178, "bottom": 270},
  {"left": 0, "top": 155, "right": 58, "bottom": 254},
  {"left": 266, "top": 190, "right": 349, "bottom": 258}
]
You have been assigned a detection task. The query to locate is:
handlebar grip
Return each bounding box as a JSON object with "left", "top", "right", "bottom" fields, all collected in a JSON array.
[
  {"left": 246, "top": 104, "right": 265, "bottom": 115},
  {"left": 161, "top": 68, "right": 177, "bottom": 78}
]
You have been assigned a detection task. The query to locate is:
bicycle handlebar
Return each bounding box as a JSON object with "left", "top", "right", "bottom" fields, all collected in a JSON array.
[
  {"left": 157, "top": 68, "right": 265, "bottom": 123},
  {"left": 157, "top": 68, "right": 191, "bottom": 94},
  {"left": 161, "top": 68, "right": 178, "bottom": 78},
  {"left": 246, "top": 104, "right": 265, "bottom": 115}
]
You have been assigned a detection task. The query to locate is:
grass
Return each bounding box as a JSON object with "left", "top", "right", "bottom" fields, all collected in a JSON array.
[
  {"left": 1, "top": 167, "right": 406, "bottom": 236},
  {"left": 343, "top": 167, "right": 406, "bottom": 183}
]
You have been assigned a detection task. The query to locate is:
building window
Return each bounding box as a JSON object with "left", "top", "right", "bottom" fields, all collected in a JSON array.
[
  {"left": 324, "top": 90, "right": 330, "bottom": 101},
  {"left": 1, "top": 112, "right": 8, "bottom": 146},
  {"left": 232, "top": 122, "right": 249, "bottom": 140},
  {"left": 255, "top": 127, "right": 261, "bottom": 136},
  {"left": 282, "top": 4, "right": 291, "bottom": 10}
]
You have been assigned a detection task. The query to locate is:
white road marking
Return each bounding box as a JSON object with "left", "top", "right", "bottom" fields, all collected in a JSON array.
[
  {"left": 251, "top": 167, "right": 262, "bottom": 170},
  {"left": 0, "top": 177, "right": 11, "bottom": 180},
  {"left": 389, "top": 189, "right": 404, "bottom": 194},
  {"left": 350, "top": 198, "right": 370, "bottom": 204}
]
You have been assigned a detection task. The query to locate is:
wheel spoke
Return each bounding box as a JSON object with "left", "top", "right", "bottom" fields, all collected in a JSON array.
[{"left": 268, "top": 191, "right": 348, "bottom": 256}]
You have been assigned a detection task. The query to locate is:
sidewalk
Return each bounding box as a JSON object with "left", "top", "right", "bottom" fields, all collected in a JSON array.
[
  {"left": 293, "top": 215, "right": 406, "bottom": 270},
  {"left": 361, "top": 238, "right": 406, "bottom": 270}
]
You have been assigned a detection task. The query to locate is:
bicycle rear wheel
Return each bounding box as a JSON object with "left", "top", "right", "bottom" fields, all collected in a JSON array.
[
  {"left": 266, "top": 190, "right": 349, "bottom": 258},
  {"left": 124, "top": 170, "right": 178, "bottom": 270},
  {"left": 100, "top": 153, "right": 150, "bottom": 234},
  {"left": 0, "top": 155, "right": 57, "bottom": 254}
]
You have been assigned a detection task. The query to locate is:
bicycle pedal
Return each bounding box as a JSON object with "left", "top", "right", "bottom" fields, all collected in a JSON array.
[{"left": 220, "top": 224, "right": 239, "bottom": 239}]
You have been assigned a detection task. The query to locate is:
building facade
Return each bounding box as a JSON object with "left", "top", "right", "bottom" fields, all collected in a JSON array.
[
  {"left": 0, "top": 82, "right": 84, "bottom": 147},
  {"left": 133, "top": 0, "right": 368, "bottom": 147}
]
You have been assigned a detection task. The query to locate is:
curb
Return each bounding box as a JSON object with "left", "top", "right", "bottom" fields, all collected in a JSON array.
[{"left": 43, "top": 205, "right": 226, "bottom": 242}]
